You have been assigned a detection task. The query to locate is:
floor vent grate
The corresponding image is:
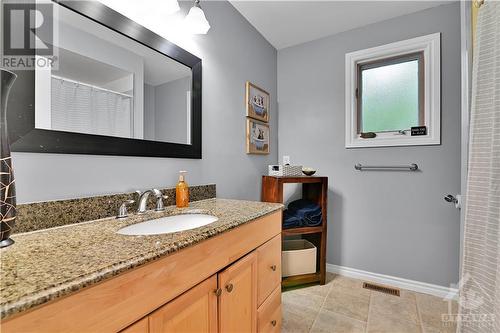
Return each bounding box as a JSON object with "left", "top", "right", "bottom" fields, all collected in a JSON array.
[{"left": 363, "top": 282, "right": 400, "bottom": 296}]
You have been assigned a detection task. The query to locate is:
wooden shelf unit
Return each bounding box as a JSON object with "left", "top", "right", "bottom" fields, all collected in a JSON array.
[{"left": 261, "top": 176, "right": 328, "bottom": 286}]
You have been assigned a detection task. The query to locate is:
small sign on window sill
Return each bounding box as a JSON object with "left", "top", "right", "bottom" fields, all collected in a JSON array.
[{"left": 411, "top": 126, "right": 427, "bottom": 136}]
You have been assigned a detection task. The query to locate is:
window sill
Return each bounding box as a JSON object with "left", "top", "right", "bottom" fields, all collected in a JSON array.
[{"left": 346, "top": 134, "right": 440, "bottom": 148}]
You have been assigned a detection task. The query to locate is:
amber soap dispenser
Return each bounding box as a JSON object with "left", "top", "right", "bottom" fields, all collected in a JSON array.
[{"left": 176, "top": 171, "right": 189, "bottom": 208}]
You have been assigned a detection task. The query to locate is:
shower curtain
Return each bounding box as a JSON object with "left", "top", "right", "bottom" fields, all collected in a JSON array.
[
  {"left": 459, "top": 1, "right": 500, "bottom": 332},
  {"left": 51, "top": 77, "right": 133, "bottom": 138}
]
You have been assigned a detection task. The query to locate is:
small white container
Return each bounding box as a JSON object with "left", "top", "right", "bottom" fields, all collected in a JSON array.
[
  {"left": 282, "top": 239, "right": 317, "bottom": 277},
  {"left": 268, "top": 165, "right": 303, "bottom": 176}
]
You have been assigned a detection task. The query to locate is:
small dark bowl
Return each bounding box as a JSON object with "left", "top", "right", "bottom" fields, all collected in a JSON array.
[{"left": 302, "top": 169, "right": 316, "bottom": 176}]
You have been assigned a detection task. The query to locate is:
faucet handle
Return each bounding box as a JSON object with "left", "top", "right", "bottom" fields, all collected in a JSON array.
[
  {"left": 153, "top": 190, "right": 169, "bottom": 212},
  {"left": 117, "top": 199, "right": 135, "bottom": 219}
]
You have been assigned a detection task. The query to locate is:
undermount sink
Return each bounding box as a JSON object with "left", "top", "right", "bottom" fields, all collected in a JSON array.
[{"left": 117, "top": 214, "right": 219, "bottom": 236}]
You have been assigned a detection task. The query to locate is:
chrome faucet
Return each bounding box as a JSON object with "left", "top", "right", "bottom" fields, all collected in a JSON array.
[
  {"left": 136, "top": 189, "right": 169, "bottom": 214},
  {"left": 136, "top": 190, "right": 154, "bottom": 214}
]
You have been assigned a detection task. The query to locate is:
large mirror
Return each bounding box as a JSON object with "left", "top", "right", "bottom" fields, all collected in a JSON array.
[{"left": 10, "top": 0, "right": 201, "bottom": 158}]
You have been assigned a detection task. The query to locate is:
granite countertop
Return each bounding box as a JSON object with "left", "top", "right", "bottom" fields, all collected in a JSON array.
[{"left": 0, "top": 198, "right": 283, "bottom": 320}]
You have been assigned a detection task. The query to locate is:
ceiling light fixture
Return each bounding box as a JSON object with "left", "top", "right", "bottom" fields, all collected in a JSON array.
[
  {"left": 184, "top": 0, "right": 211, "bottom": 35},
  {"left": 99, "top": 0, "right": 180, "bottom": 21}
]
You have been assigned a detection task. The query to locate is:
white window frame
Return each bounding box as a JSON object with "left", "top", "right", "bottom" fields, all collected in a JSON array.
[{"left": 345, "top": 33, "right": 441, "bottom": 148}]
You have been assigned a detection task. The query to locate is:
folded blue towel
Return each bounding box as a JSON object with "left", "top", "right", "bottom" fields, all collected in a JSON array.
[
  {"left": 288, "top": 199, "right": 320, "bottom": 211},
  {"left": 289, "top": 200, "right": 321, "bottom": 219},
  {"left": 283, "top": 210, "right": 302, "bottom": 228},
  {"left": 292, "top": 207, "right": 321, "bottom": 219},
  {"left": 283, "top": 199, "right": 323, "bottom": 228},
  {"left": 303, "top": 211, "right": 322, "bottom": 226}
]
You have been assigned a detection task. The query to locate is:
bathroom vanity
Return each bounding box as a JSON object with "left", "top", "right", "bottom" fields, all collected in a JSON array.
[{"left": 0, "top": 199, "right": 283, "bottom": 333}]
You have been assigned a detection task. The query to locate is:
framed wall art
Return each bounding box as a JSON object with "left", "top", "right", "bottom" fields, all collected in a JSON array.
[
  {"left": 246, "top": 81, "right": 269, "bottom": 123},
  {"left": 246, "top": 118, "right": 270, "bottom": 154}
]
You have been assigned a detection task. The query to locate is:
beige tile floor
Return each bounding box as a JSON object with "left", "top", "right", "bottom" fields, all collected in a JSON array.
[{"left": 282, "top": 273, "right": 458, "bottom": 333}]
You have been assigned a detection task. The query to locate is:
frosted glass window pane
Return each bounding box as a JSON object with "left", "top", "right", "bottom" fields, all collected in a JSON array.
[{"left": 361, "top": 59, "right": 419, "bottom": 133}]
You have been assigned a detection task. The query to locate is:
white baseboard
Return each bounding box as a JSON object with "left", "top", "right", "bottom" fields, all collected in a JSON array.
[{"left": 326, "top": 264, "right": 458, "bottom": 300}]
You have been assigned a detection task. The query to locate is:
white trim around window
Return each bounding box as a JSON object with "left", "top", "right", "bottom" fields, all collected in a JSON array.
[{"left": 345, "top": 33, "right": 441, "bottom": 148}]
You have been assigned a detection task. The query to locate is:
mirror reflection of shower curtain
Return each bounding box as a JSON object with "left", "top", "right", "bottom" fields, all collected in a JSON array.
[{"left": 51, "top": 77, "right": 133, "bottom": 138}]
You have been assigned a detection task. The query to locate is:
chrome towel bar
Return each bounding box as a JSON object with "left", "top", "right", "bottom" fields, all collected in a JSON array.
[{"left": 355, "top": 163, "right": 419, "bottom": 171}]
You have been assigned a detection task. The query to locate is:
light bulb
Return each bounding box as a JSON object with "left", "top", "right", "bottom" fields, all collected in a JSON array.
[{"left": 184, "top": 0, "right": 210, "bottom": 34}]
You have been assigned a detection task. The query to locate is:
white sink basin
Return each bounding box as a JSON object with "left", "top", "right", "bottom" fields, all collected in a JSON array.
[{"left": 117, "top": 214, "right": 218, "bottom": 236}]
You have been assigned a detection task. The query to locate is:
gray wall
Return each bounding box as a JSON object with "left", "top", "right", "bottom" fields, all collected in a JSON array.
[
  {"left": 12, "top": 1, "right": 278, "bottom": 203},
  {"left": 278, "top": 3, "right": 461, "bottom": 287},
  {"left": 154, "top": 76, "right": 191, "bottom": 144}
]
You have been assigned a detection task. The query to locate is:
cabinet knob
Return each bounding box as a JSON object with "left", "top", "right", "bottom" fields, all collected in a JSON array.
[
  {"left": 271, "top": 320, "right": 277, "bottom": 327},
  {"left": 214, "top": 288, "right": 222, "bottom": 297},
  {"left": 270, "top": 265, "right": 277, "bottom": 271},
  {"left": 225, "top": 283, "right": 234, "bottom": 293}
]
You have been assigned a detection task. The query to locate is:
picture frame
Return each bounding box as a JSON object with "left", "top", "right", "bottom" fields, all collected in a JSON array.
[
  {"left": 246, "top": 118, "right": 270, "bottom": 154},
  {"left": 246, "top": 81, "right": 270, "bottom": 122}
]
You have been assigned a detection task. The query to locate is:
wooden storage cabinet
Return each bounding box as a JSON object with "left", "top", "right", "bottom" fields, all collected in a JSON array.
[{"left": 261, "top": 176, "right": 328, "bottom": 287}]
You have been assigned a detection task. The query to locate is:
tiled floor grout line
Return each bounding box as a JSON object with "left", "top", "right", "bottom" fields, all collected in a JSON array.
[
  {"left": 415, "top": 295, "right": 425, "bottom": 333},
  {"left": 308, "top": 282, "right": 334, "bottom": 333},
  {"left": 309, "top": 279, "right": 372, "bottom": 333},
  {"left": 365, "top": 292, "right": 373, "bottom": 333},
  {"left": 320, "top": 307, "right": 369, "bottom": 330}
]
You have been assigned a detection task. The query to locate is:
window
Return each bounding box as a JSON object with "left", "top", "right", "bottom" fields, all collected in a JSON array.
[
  {"left": 345, "top": 33, "right": 440, "bottom": 148},
  {"left": 357, "top": 52, "right": 423, "bottom": 133}
]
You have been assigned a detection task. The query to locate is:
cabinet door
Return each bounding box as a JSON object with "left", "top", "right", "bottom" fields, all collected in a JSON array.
[
  {"left": 121, "top": 318, "right": 149, "bottom": 333},
  {"left": 149, "top": 275, "right": 217, "bottom": 333},
  {"left": 218, "top": 252, "right": 258, "bottom": 333}
]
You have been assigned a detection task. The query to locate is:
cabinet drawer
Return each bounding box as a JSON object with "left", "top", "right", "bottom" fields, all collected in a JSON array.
[
  {"left": 257, "top": 234, "right": 281, "bottom": 306},
  {"left": 257, "top": 286, "right": 281, "bottom": 333}
]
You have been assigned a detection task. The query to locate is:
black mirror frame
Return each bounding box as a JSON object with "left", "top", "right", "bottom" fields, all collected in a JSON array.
[{"left": 10, "top": 0, "right": 202, "bottom": 159}]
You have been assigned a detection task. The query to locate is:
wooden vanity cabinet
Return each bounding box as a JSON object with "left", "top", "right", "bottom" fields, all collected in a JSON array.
[
  {"left": 149, "top": 252, "right": 260, "bottom": 333},
  {"left": 146, "top": 245, "right": 279, "bottom": 333},
  {"left": 149, "top": 275, "right": 218, "bottom": 333},
  {"left": 2, "top": 211, "right": 282, "bottom": 333},
  {"left": 143, "top": 242, "right": 280, "bottom": 333}
]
